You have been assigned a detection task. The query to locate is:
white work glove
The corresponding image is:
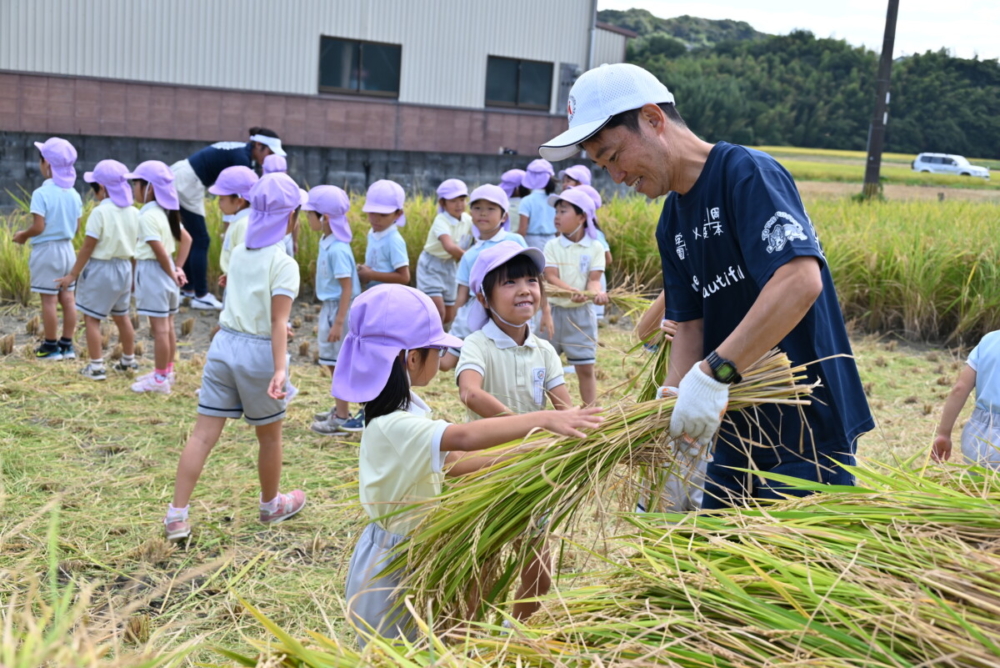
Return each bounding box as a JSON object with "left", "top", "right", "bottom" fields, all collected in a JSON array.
[{"left": 668, "top": 363, "right": 729, "bottom": 447}]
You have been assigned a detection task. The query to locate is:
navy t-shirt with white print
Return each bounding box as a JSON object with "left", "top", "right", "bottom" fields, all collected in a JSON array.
[
  {"left": 187, "top": 142, "right": 254, "bottom": 187},
  {"left": 656, "top": 142, "right": 874, "bottom": 454}
]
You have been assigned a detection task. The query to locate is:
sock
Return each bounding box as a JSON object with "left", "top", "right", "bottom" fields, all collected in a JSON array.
[
  {"left": 90, "top": 358, "right": 105, "bottom": 369},
  {"left": 58, "top": 337, "right": 73, "bottom": 346},
  {"left": 166, "top": 504, "right": 189, "bottom": 523},
  {"left": 41, "top": 339, "right": 58, "bottom": 350},
  {"left": 154, "top": 368, "right": 169, "bottom": 382},
  {"left": 260, "top": 494, "right": 281, "bottom": 513},
  {"left": 122, "top": 354, "right": 135, "bottom": 364},
  {"left": 167, "top": 362, "right": 175, "bottom": 374}
]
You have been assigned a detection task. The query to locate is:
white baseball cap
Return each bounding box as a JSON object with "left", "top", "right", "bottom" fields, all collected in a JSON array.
[{"left": 539, "top": 63, "right": 675, "bottom": 162}]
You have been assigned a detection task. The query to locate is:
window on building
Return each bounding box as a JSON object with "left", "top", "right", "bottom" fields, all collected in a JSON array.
[
  {"left": 485, "top": 56, "right": 553, "bottom": 110},
  {"left": 319, "top": 36, "right": 401, "bottom": 97}
]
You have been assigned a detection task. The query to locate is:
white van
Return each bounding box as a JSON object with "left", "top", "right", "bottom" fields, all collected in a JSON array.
[{"left": 912, "top": 153, "right": 990, "bottom": 180}]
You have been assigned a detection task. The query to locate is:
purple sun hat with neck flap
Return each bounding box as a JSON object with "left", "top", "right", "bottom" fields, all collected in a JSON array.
[
  {"left": 209, "top": 166, "right": 258, "bottom": 199},
  {"left": 333, "top": 285, "right": 463, "bottom": 403},
  {"left": 263, "top": 154, "right": 288, "bottom": 174},
  {"left": 125, "top": 161, "right": 179, "bottom": 210},
  {"left": 466, "top": 241, "right": 545, "bottom": 332},
  {"left": 84, "top": 159, "right": 133, "bottom": 207},
  {"left": 362, "top": 179, "right": 406, "bottom": 228},
  {"left": 522, "top": 159, "right": 554, "bottom": 190},
  {"left": 436, "top": 178, "right": 468, "bottom": 213},
  {"left": 245, "top": 172, "right": 301, "bottom": 250},
  {"left": 547, "top": 187, "right": 598, "bottom": 240},
  {"left": 499, "top": 169, "right": 525, "bottom": 197},
  {"left": 34, "top": 137, "right": 78, "bottom": 188},
  {"left": 559, "top": 164, "right": 592, "bottom": 186},
  {"left": 303, "top": 185, "right": 352, "bottom": 243},
  {"left": 569, "top": 184, "right": 602, "bottom": 210},
  {"left": 468, "top": 184, "right": 510, "bottom": 239}
]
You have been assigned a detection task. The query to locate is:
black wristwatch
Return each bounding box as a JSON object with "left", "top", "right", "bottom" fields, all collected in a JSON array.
[{"left": 706, "top": 351, "right": 742, "bottom": 384}]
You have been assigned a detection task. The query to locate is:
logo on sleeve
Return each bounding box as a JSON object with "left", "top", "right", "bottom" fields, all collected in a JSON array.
[
  {"left": 762, "top": 212, "right": 808, "bottom": 254},
  {"left": 567, "top": 95, "right": 576, "bottom": 123}
]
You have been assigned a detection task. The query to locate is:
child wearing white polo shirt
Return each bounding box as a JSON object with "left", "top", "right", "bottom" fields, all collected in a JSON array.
[
  {"left": 211, "top": 166, "right": 258, "bottom": 288},
  {"left": 332, "top": 284, "right": 602, "bottom": 647},
  {"left": 13, "top": 137, "right": 83, "bottom": 360},
  {"left": 163, "top": 172, "right": 306, "bottom": 542},
  {"left": 55, "top": 160, "right": 139, "bottom": 381},
  {"left": 542, "top": 188, "right": 608, "bottom": 406},
  {"left": 416, "top": 179, "right": 473, "bottom": 327},
  {"left": 357, "top": 180, "right": 410, "bottom": 290}
]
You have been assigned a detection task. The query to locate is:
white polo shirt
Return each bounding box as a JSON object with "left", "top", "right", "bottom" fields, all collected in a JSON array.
[
  {"left": 456, "top": 320, "right": 565, "bottom": 421},
  {"left": 422, "top": 211, "right": 473, "bottom": 260},
  {"left": 544, "top": 234, "right": 606, "bottom": 308},
  {"left": 220, "top": 209, "right": 250, "bottom": 274},
  {"left": 134, "top": 202, "right": 175, "bottom": 261},
  {"left": 364, "top": 225, "right": 409, "bottom": 288},
  {"left": 85, "top": 198, "right": 139, "bottom": 261},
  {"left": 358, "top": 393, "right": 450, "bottom": 535},
  {"left": 219, "top": 242, "right": 299, "bottom": 337}
]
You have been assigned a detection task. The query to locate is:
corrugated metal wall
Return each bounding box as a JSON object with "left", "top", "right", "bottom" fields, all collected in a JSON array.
[
  {"left": 592, "top": 28, "right": 627, "bottom": 68},
  {"left": 0, "top": 0, "right": 604, "bottom": 112}
]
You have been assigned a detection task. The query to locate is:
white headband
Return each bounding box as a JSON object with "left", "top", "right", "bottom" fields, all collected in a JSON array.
[{"left": 249, "top": 134, "right": 286, "bottom": 157}]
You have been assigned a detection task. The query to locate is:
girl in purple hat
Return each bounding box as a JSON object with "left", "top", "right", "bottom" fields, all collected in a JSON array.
[
  {"left": 516, "top": 159, "right": 558, "bottom": 251},
  {"left": 416, "top": 178, "right": 473, "bottom": 328},
  {"left": 334, "top": 284, "right": 602, "bottom": 647},
  {"left": 210, "top": 166, "right": 259, "bottom": 290},
  {"left": 126, "top": 161, "right": 192, "bottom": 394},
  {"left": 357, "top": 180, "right": 410, "bottom": 290}
]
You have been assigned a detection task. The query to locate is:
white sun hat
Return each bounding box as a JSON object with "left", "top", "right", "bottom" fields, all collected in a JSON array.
[{"left": 539, "top": 63, "right": 675, "bottom": 162}]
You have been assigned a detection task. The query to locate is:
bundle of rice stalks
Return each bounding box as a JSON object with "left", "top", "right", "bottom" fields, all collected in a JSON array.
[
  {"left": 544, "top": 285, "right": 656, "bottom": 318},
  {"left": 391, "top": 349, "right": 816, "bottom": 624}
]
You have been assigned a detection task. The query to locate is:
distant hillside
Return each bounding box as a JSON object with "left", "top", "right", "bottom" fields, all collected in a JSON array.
[{"left": 598, "top": 9, "right": 767, "bottom": 50}]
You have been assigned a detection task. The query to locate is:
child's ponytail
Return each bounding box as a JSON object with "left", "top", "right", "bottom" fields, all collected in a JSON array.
[{"left": 167, "top": 209, "right": 183, "bottom": 241}]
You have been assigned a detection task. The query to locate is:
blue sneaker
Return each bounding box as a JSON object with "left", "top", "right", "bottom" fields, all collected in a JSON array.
[
  {"left": 35, "top": 344, "right": 63, "bottom": 361},
  {"left": 339, "top": 410, "right": 365, "bottom": 433}
]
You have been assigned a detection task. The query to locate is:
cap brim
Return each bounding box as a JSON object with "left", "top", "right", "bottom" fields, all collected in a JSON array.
[
  {"left": 538, "top": 117, "right": 611, "bottom": 161},
  {"left": 83, "top": 171, "right": 96, "bottom": 183},
  {"left": 361, "top": 204, "right": 396, "bottom": 214},
  {"left": 428, "top": 331, "right": 464, "bottom": 350},
  {"left": 207, "top": 184, "right": 228, "bottom": 196}
]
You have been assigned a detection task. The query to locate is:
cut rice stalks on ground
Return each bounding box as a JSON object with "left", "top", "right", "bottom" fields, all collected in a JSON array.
[{"left": 390, "top": 349, "right": 817, "bottom": 624}]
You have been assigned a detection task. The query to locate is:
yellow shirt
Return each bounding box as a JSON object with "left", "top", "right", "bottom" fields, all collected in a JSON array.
[
  {"left": 422, "top": 211, "right": 473, "bottom": 261},
  {"left": 85, "top": 198, "right": 139, "bottom": 260},
  {"left": 456, "top": 321, "right": 565, "bottom": 422},
  {"left": 134, "top": 202, "right": 176, "bottom": 261},
  {"left": 220, "top": 209, "right": 250, "bottom": 274},
  {"left": 219, "top": 242, "right": 300, "bottom": 336},
  {"left": 358, "top": 394, "right": 450, "bottom": 535},
  {"left": 544, "top": 234, "right": 606, "bottom": 308}
]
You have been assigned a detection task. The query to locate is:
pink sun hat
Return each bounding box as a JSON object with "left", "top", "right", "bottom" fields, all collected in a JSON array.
[
  {"left": 34, "top": 137, "right": 78, "bottom": 188},
  {"left": 333, "top": 285, "right": 463, "bottom": 403},
  {"left": 362, "top": 179, "right": 406, "bottom": 228},
  {"left": 522, "top": 159, "right": 554, "bottom": 190},
  {"left": 84, "top": 159, "right": 133, "bottom": 208},
  {"left": 558, "top": 164, "right": 592, "bottom": 186},
  {"left": 245, "top": 172, "right": 301, "bottom": 250},
  {"left": 548, "top": 187, "right": 598, "bottom": 240},
  {"left": 570, "top": 184, "right": 602, "bottom": 210},
  {"left": 499, "top": 169, "right": 525, "bottom": 197},
  {"left": 466, "top": 242, "right": 545, "bottom": 332},
  {"left": 208, "top": 166, "right": 259, "bottom": 199},
  {"left": 263, "top": 154, "right": 287, "bottom": 174},
  {"left": 124, "top": 160, "right": 179, "bottom": 210},
  {"left": 468, "top": 184, "right": 510, "bottom": 239},
  {"left": 303, "top": 185, "right": 352, "bottom": 244},
  {"left": 436, "top": 178, "right": 469, "bottom": 212}
]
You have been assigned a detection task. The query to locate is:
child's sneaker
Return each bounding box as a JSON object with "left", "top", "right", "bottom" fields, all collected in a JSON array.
[
  {"left": 113, "top": 359, "right": 140, "bottom": 373},
  {"left": 131, "top": 374, "right": 171, "bottom": 394},
  {"left": 58, "top": 342, "right": 75, "bottom": 359},
  {"left": 339, "top": 410, "right": 365, "bottom": 433},
  {"left": 191, "top": 293, "right": 223, "bottom": 310},
  {"left": 311, "top": 415, "right": 347, "bottom": 435},
  {"left": 259, "top": 490, "right": 306, "bottom": 524},
  {"left": 313, "top": 409, "right": 332, "bottom": 422},
  {"left": 79, "top": 363, "right": 106, "bottom": 381},
  {"left": 164, "top": 519, "right": 191, "bottom": 542},
  {"left": 34, "top": 344, "right": 63, "bottom": 361}
]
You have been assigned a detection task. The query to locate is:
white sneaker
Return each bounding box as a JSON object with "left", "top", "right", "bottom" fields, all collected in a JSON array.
[
  {"left": 191, "top": 293, "right": 223, "bottom": 310},
  {"left": 131, "top": 374, "right": 171, "bottom": 394}
]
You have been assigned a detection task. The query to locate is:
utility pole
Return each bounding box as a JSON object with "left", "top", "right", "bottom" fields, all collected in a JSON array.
[{"left": 862, "top": 0, "right": 900, "bottom": 199}]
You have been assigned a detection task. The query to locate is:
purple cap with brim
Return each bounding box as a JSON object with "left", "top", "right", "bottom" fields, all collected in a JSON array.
[
  {"left": 245, "top": 173, "right": 301, "bottom": 250},
  {"left": 548, "top": 188, "right": 598, "bottom": 240},
  {"left": 499, "top": 169, "right": 525, "bottom": 197},
  {"left": 436, "top": 178, "right": 468, "bottom": 212},
  {"left": 303, "top": 185, "right": 352, "bottom": 244},
  {"left": 333, "top": 285, "right": 463, "bottom": 403},
  {"left": 469, "top": 184, "right": 510, "bottom": 239},
  {"left": 208, "top": 166, "right": 259, "bottom": 199},
  {"left": 559, "top": 164, "right": 592, "bottom": 186},
  {"left": 84, "top": 159, "right": 133, "bottom": 208},
  {"left": 124, "top": 160, "right": 179, "bottom": 210},
  {"left": 522, "top": 159, "right": 554, "bottom": 190},
  {"left": 466, "top": 242, "right": 545, "bottom": 332},
  {"left": 263, "top": 154, "right": 288, "bottom": 174},
  {"left": 570, "top": 184, "right": 602, "bottom": 210},
  {"left": 34, "top": 137, "right": 77, "bottom": 188},
  {"left": 362, "top": 179, "right": 406, "bottom": 228}
]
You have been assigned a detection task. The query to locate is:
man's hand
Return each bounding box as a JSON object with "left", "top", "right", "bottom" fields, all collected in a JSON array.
[{"left": 669, "top": 362, "right": 729, "bottom": 446}]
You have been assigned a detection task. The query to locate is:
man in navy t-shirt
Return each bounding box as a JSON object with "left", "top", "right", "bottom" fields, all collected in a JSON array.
[{"left": 539, "top": 64, "right": 873, "bottom": 509}]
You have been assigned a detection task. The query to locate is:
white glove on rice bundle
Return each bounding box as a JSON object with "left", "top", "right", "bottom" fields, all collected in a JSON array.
[{"left": 668, "top": 363, "right": 729, "bottom": 446}]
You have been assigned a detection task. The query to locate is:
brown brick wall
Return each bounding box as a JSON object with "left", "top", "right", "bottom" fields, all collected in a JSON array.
[{"left": 0, "top": 71, "right": 567, "bottom": 157}]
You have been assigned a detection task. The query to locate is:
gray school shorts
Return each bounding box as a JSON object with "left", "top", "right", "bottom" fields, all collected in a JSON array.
[
  {"left": 525, "top": 233, "right": 555, "bottom": 251},
  {"left": 318, "top": 298, "right": 350, "bottom": 366},
  {"left": 548, "top": 303, "right": 598, "bottom": 366},
  {"left": 345, "top": 522, "right": 413, "bottom": 648},
  {"left": 134, "top": 259, "right": 180, "bottom": 318},
  {"left": 75, "top": 257, "right": 131, "bottom": 320},
  {"left": 197, "top": 328, "right": 288, "bottom": 425},
  {"left": 29, "top": 239, "right": 75, "bottom": 295},
  {"left": 416, "top": 251, "right": 458, "bottom": 305}
]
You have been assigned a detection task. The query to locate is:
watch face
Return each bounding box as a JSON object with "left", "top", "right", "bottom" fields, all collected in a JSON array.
[{"left": 716, "top": 362, "right": 738, "bottom": 383}]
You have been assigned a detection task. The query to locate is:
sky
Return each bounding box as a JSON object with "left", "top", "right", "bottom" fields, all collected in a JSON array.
[{"left": 597, "top": 0, "right": 1000, "bottom": 61}]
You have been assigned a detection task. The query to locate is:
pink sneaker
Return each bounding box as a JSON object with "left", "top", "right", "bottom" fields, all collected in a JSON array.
[
  {"left": 259, "top": 490, "right": 306, "bottom": 524},
  {"left": 164, "top": 518, "right": 191, "bottom": 542},
  {"left": 131, "top": 374, "right": 171, "bottom": 394}
]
